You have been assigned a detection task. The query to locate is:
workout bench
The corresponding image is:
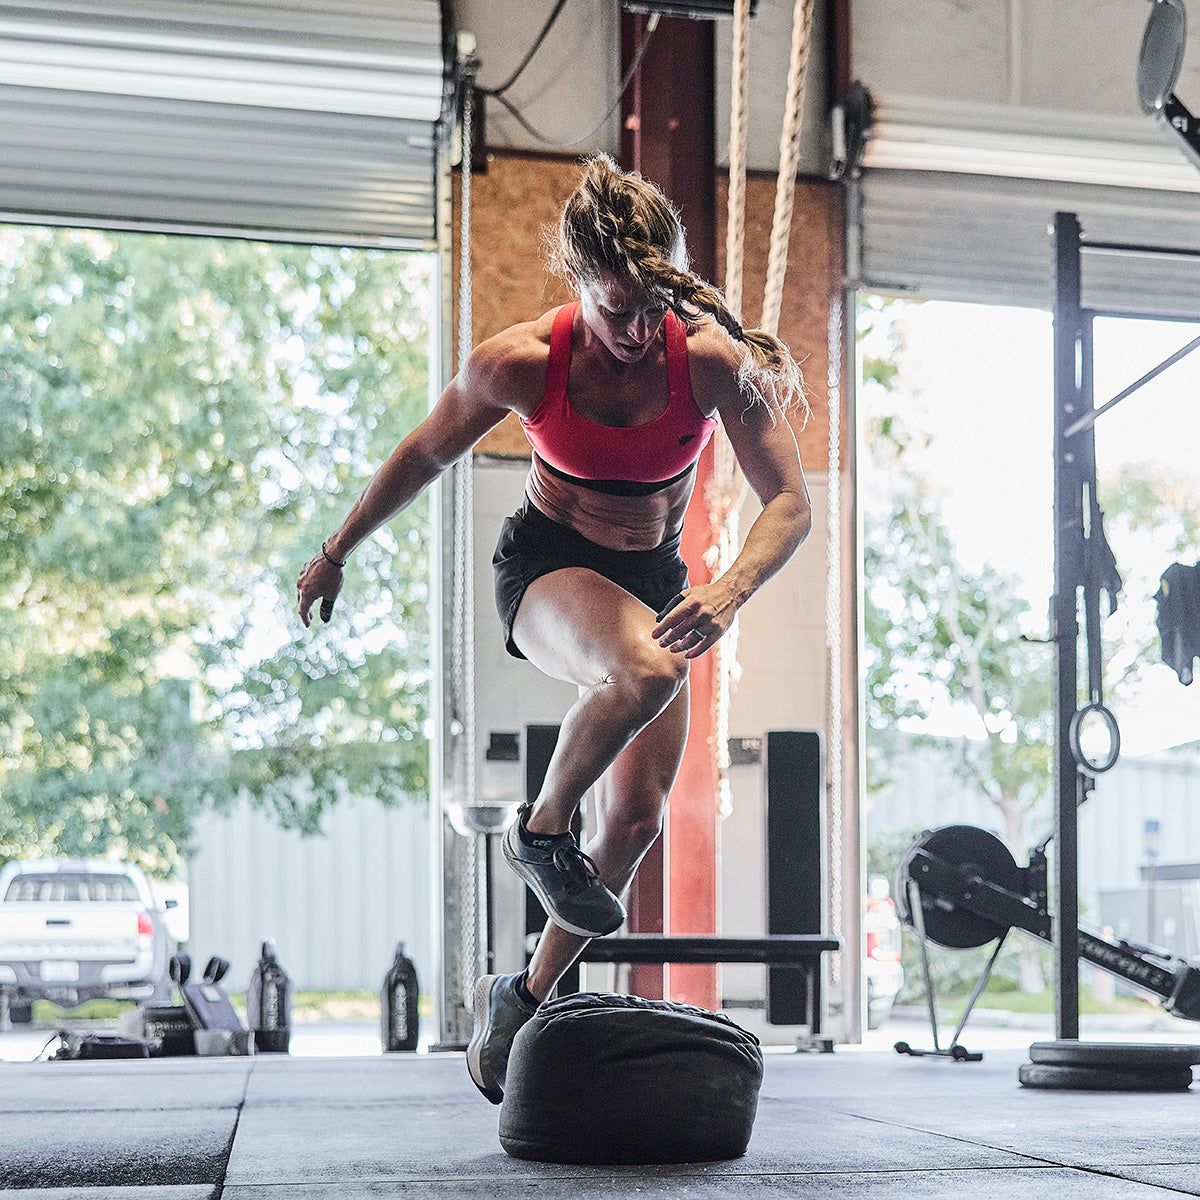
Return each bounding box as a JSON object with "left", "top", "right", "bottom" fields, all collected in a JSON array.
[{"left": 576, "top": 934, "right": 841, "bottom": 1052}]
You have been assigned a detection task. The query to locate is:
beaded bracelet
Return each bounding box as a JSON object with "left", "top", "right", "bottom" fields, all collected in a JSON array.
[{"left": 321, "top": 541, "right": 347, "bottom": 569}]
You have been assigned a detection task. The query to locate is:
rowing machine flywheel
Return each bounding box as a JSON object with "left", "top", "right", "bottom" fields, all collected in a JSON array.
[{"left": 893, "top": 825, "right": 1023, "bottom": 950}]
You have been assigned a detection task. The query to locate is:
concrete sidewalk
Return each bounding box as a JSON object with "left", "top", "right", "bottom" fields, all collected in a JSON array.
[{"left": 0, "top": 1027, "right": 1198, "bottom": 1198}]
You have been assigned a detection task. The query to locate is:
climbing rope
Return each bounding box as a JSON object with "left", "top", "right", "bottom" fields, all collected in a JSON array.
[
  {"left": 711, "top": 0, "right": 816, "bottom": 821},
  {"left": 710, "top": 0, "right": 755, "bottom": 820},
  {"left": 452, "top": 70, "right": 482, "bottom": 999},
  {"left": 824, "top": 294, "right": 844, "bottom": 986},
  {"left": 761, "top": 0, "right": 815, "bottom": 339},
  {"left": 724, "top": 0, "right": 751, "bottom": 322}
]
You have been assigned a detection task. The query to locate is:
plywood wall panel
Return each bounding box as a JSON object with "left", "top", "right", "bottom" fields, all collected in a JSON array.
[
  {"left": 451, "top": 153, "right": 577, "bottom": 459},
  {"left": 718, "top": 176, "right": 843, "bottom": 471}
]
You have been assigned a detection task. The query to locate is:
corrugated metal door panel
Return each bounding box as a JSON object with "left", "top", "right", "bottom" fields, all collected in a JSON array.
[
  {"left": 1, "top": 0, "right": 444, "bottom": 58},
  {"left": 0, "top": 1, "right": 447, "bottom": 243},
  {"left": 861, "top": 169, "right": 1200, "bottom": 319}
]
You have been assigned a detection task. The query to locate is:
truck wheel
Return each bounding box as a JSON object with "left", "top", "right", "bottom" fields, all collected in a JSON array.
[
  {"left": 867, "top": 995, "right": 895, "bottom": 1030},
  {"left": 8, "top": 1001, "right": 33, "bottom": 1025}
]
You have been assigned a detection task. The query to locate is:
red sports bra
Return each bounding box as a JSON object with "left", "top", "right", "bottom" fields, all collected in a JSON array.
[{"left": 521, "top": 302, "right": 717, "bottom": 496}]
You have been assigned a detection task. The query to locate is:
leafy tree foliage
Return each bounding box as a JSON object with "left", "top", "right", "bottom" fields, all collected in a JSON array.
[
  {"left": 858, "top": 298, "right": 1053, "bottom": 856},
  {"left": 0, "top": 227, "right": 433, "bottom": 873}
]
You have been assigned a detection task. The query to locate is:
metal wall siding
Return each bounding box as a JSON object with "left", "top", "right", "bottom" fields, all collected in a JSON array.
[
  {"left": 0, "top": 2, "right": 445, "bottom": 243},
  {"left": 188, "top": 796, "right": 433, "bottom": 995},
  {"left": 1080, "top": 757, "right": 1200, "bottom": 893},
  {"left": 861, "top": 169, "right": 1200, "bottom": 319}
]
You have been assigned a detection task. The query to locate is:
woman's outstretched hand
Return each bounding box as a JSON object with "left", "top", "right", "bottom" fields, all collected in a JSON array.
[
  {"left": 296, "top": 553, "right": 344, "bottom": 628},
  {"left": 652, "top": 585, "right": 738, "bottom": 658}
]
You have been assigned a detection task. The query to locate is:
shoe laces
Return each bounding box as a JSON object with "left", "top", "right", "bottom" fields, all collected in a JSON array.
[{"left": 551, "top": 843, "right": 602, "bottom": 895}]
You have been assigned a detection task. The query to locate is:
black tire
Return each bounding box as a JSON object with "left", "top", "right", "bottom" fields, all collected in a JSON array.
[
  {"left": 1028, "top": 1040, "right": 1200, "bottom": 1069},
  {"left": 867, "top": 995, "right": 895, "bottom": 1030},
  {"left": 7, "top": 1001, "right": 33, "bottom": 1025},
  {"left": 1018, "top": 1061, "right": 1194, "bottom": 1091},
  {"left": 499, "top": 992, "right": 763, "bottom": 1165}
]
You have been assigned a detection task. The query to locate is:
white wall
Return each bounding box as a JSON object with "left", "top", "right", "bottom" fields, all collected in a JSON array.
[
  {"left": 455, "top": 0, "right": 1191, "bottom": 179},
  {"left": 456, "top": 0, "right": 622, "bottom": 157},
  {"left": 852, "top": 0, "right": 1185, "bottom": 122},
  {"left": 718, "top": 472, "right": 831, "bottom": 1034},
  {"left": 456, "top": 0, "right": 832, "bottom": 174}
]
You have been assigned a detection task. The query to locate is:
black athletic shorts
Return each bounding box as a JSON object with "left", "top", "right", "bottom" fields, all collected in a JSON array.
[{"left": 492, "top": 499, "right": 689, "bottom": 660}]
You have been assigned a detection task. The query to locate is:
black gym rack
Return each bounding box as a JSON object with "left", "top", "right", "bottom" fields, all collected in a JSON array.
[
  {"left": 893, "top": 216, "right": 1200, "bottom": 1059},
  {"left": 1050, "top": 211, "right": 1200, "bottom": 1039}
]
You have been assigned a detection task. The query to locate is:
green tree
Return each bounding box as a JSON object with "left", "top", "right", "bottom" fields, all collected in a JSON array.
[
  {"left": 862, "top": 405, "right": 1054, "bottom": 855},
  {"left": 859, "top": 297, "right": 1056, "bottom": 993},
  {"left": 0, "top": 227, "right": 434, "bottom": 873}
]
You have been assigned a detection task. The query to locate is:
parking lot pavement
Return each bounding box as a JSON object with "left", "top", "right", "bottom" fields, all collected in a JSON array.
[{"left": 0, "top": 1020, "right": 384, "bottom": 1063}]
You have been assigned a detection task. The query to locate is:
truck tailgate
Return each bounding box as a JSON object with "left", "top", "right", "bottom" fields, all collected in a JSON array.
[{"left": 0, "top": 903, "right": 145, "bottom": 959}]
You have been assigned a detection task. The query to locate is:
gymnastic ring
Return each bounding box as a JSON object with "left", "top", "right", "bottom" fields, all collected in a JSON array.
[{"left": 1068, "top": 702, "right": 1121, "bottom": 775}]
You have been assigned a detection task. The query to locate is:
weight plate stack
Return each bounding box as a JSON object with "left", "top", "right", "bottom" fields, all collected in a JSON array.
[{"left": 1019, "top": 1041, "right": 1200, "bottom": 1091}]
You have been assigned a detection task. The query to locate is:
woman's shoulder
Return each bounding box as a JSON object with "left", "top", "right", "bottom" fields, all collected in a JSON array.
[
  {"left": 463, "top": 307, "right": 564, "bottom": 411},
  {"left": 679, "top": 316, "right": 748, "bottom": 404}
]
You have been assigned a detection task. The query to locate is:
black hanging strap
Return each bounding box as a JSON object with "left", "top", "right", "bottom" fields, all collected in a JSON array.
[{"left": 1155, "top": 561, "right": 1200, "bottom": 686}]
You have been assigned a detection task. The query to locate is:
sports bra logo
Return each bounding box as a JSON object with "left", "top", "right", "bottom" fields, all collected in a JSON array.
[{"left": 678, "top": 434, "right": 695, "bottom": 446}]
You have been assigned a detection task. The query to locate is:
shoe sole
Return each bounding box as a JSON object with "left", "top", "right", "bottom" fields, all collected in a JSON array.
[
  {"left": 466, "top": 975, "right": 504, "bottom": 1105},
  {"left": 501, "top": 836, "right": 625, "bottom": 939}
]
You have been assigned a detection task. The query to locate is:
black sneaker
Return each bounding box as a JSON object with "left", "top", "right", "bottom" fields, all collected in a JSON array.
[
  {"left": 466, "top": 973, "right": 538, "bottom": 1104},
  {"left": 501, "top": 803, "right": 625, "bottom": 938}
]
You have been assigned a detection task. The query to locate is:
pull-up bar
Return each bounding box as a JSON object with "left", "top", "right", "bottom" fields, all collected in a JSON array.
[
  {"left": 1083, "top": 240, "right": 1200, "bottom": 260},
  {"left": 1064, "top": 330, "right": 1200, "bottom": 438}
]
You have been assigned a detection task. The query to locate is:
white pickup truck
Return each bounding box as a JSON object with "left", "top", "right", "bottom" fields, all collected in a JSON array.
[{"left": 0, "top": 858, "right": 176, "bottom": 1021}]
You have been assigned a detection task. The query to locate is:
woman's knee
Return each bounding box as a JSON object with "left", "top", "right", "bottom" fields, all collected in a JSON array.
[
  {"left": 599, "top": 801, "right": 665, "bottom": 853},
  {"left": 612, "top": 646, "right": 688, "bottom": 724}
]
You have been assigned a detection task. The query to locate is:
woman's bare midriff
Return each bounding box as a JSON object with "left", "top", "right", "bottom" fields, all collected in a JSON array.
[{"left": 524, "top": 454, "right": 696, "bottom": 551}]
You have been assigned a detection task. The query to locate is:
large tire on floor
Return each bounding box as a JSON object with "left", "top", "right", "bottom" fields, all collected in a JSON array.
[
  {"left": 498, "top": 992, "right": 763, "bottom": 1164},
  {"left": 1018, "top": 1061, "right": 1194, "bottom": 1091},
  {"left": 7, "top": 1000, "right": 33, "bottom": 1025},
  {"left": 1028, "top": 1041, "right": 1200, "bottom": 1070}
]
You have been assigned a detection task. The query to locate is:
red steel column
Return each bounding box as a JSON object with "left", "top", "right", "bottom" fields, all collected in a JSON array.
[
  {"left": 665, "top": 440, "right": 720, "bottom": 1008},
  {"left": 620, "top": 12, "right": 719, "bottom": 1010}
]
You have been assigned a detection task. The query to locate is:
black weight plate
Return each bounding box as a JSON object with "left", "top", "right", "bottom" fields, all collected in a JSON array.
[
  {"left": 893, "top": 825, "right": 1022, "bottom": 949},
  {"left": 1019, "top": 1061, "right": 1194, "bottom": 1092},
  {"left": 1029, "top": 1040, "right": 1200, "bottom": 1069}
]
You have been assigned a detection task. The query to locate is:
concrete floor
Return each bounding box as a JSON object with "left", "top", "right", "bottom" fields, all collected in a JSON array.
[{"left": 0, "top": 1020, "right": 1198, "bottom": 1198}]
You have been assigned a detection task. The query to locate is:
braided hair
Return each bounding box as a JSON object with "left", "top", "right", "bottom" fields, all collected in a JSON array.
[{"left": 548, "top": 154, "right": 807, "bottom": 415}]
